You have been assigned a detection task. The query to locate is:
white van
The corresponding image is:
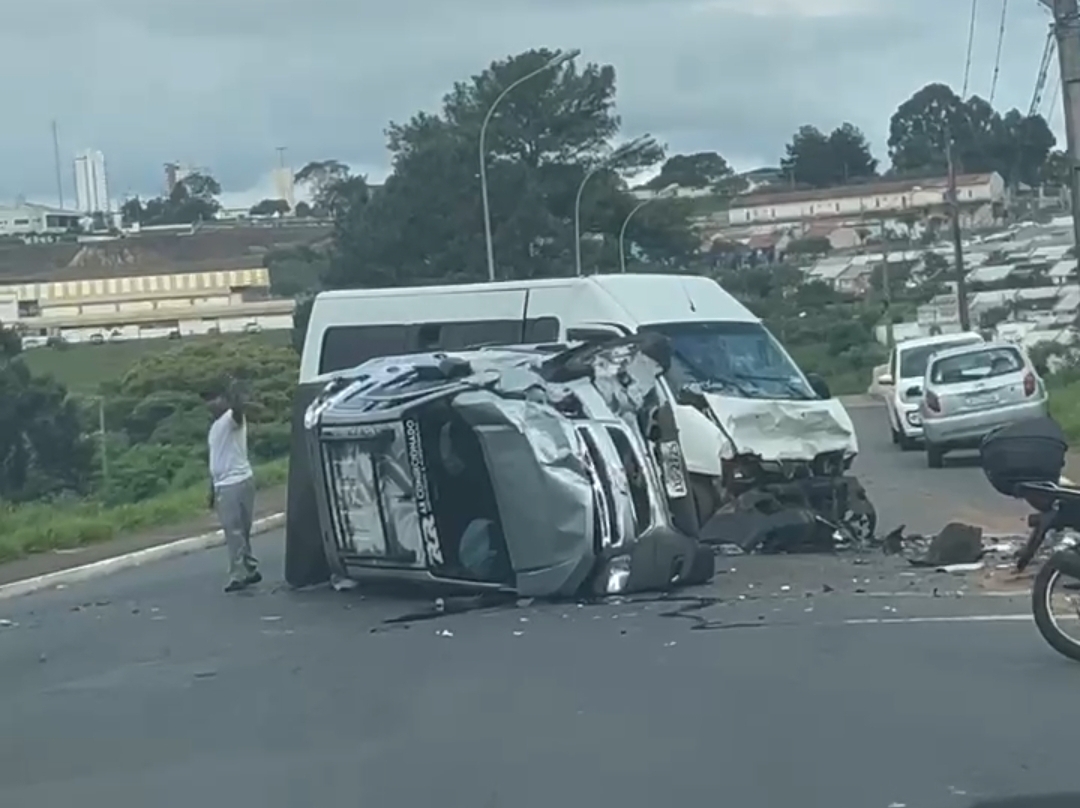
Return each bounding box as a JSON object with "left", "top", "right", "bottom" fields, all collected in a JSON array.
[{"left": 284, "top": 274, "right": 860, "bottom": 586}]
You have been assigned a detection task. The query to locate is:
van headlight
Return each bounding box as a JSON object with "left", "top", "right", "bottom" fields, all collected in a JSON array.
[{"left": 905, "top": 411, "right": 922, "bottom": 427}]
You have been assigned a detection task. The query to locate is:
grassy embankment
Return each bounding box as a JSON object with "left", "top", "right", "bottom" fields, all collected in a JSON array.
[
  {"left": 1, "top": 334, "right": 293, "bottom": 564},
  {"left": 1048, "top": 379, "right": 1080, "bottom": 444}
]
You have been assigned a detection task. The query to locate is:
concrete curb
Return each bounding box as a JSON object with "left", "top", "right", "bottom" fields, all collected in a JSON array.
[{"left": 0, "top": 512, "right": 286, "bottom": 601}]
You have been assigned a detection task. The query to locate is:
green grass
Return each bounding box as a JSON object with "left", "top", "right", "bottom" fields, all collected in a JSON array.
[
  {"left": 21, "top": 331, "right": 292, "bottom": 394},
  {"left": 1049, "top": 380, "right": 1080, "bottom": 444},
  {"left": 0, "top": 458, "right": 289, "bottom": 564}
]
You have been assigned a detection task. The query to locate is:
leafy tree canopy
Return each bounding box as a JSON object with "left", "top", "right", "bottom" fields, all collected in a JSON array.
[
  {"left": 888, "top": 83, "right": 1055, "bottom": 186},
  {"left": 121, "top": 171, "right": 223, "bottom": 226},
  {"left": 250, "top": 198, "right": 290, "bottom": 216},
  {"left": 780, "top": 123, "right": 878, "bottom": 188},
  {"left": 0, "top": 326, "right": 92, "bottom": 501},
  {"left": 323, "top": 48, "right": 697, "bottom": 289},
  {"left": 294, "top": 160, "right": 366, "bottom": 217},
  {"left": 645, "top": 152, "right": 733, "bottom": 190}
]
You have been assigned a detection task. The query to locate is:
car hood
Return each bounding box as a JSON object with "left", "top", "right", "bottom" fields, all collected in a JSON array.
[{"left": 703, "top": 393, "right": 858, "bottom": 460}]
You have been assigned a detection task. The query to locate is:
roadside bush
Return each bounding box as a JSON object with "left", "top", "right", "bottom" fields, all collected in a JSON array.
[
  {"left": 89, "top": 335, "right": 299, "bottom": 504},
  {"left": 0, "top": 459, "right": 289, "bottom": 564}
]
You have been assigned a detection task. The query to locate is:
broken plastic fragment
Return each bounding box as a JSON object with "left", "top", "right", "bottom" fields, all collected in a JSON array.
[{"left": 436, "top": 629, "right": 453, "bottom": 637}]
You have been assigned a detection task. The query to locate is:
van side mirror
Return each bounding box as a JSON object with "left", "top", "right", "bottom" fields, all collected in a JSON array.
[
  {"left": 806, "top": 373, "right": 831, "bottom": 399},
  {"left": 877, "top": 373, "right": 894, "bottom": 386},
  {"left": 905, "top": 385, "right": 921, "bottom": 398}
]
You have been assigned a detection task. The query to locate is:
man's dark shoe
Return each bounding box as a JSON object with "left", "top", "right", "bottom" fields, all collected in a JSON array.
[
  {"left": 224, "top": 579, "right": 248, "bottom": 593},
  {"left": 245, "top": 571, "right": 262, "bottom": 585}
]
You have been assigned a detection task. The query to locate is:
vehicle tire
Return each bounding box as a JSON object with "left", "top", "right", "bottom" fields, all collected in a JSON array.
[
  {"left": 1032, "top": 551, "right": 1080, "bottom": 663},
  {"left": 690, "top": 474, "right": 718, "bottom": 527},
  {"left": 899, "top": 433, "right": 917, "bottom": 451},
  {"left": 926, "top": 445, "right": 944, "bottom": 468},
  {"left": 890, "top": 426, "right": 900, "bottom": 445}
]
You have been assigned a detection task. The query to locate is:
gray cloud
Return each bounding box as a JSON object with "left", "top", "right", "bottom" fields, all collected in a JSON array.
[{"left": 0, "top": 0, "right": 1058, "bottom": 204}]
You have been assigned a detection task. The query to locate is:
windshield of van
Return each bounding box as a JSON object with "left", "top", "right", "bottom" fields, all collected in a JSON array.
[
  {"left": 899, "top": 339, "right": 980, "bottom": 379},
  {"left": 642, "top": 321, "right": 814, "bottom": 400}
]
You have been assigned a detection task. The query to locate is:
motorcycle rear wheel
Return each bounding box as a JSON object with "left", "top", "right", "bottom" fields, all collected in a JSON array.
[{"left": 1031, "top": 550, "right": 1080, "bottom": 663}]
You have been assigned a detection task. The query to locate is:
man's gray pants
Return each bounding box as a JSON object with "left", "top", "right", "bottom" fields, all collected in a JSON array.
[{"left": 215, "top": 477, "right": 257, "bottom": 583}]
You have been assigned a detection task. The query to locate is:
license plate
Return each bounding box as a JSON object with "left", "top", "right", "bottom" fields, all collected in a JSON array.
[{"left": 965, "top": 392, "right": 998, "bottom": 407}]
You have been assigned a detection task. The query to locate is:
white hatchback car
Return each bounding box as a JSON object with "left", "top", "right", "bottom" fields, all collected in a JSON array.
[{"left": 878, "top": 332, "right": 984, "bottom": 450}]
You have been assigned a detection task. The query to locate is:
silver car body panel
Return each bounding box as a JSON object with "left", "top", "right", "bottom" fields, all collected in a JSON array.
[
  {"left": 920, "top": 342, "right": 1048, "bottom": 446},
  {"left": 302, "top": 337, "right": 705, "bottom": 598}
]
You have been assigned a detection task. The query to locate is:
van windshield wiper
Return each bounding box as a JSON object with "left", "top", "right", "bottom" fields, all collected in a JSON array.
[{"left": 731, "top": 372, "right": 814, "bottom": 400}]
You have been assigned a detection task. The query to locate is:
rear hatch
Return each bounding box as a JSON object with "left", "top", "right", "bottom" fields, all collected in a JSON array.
[{"left": 927, "top": 345, "right": 1031, "bottom": 415}]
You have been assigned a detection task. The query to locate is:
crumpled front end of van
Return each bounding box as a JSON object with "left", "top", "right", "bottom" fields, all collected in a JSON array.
[{"left": 690, "top": 394, "right": 875, "bottom": 550}]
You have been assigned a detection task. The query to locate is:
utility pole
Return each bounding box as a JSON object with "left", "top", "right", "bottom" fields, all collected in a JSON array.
[
  {"left": 878, "top": 217, "right": 894, "bottom": 347},
  {"left": 1045, "top": 0, "right": 1080, "bottom": 256},
  {"left": 946, "top": 136, "right": 971, "bottom": 331}
]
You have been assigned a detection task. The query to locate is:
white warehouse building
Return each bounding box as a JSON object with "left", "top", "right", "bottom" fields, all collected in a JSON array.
[
  {"left": 0, "top": 204, "right": 83, "bottom": 237},
  {"left": 728, "top": 172, "right": 1007, "bottom": 230}
]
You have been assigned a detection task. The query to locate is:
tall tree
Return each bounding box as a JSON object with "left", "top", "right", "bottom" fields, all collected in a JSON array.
[
  {"left": 828, "top": 123, "right": 878, "bottom": 181},
  {"left": 119, "top": 172, "right": 222, "bottom": 226},
  {"left": 646, "top": 152, "right": 733, "bottom": 189},
  {"left": 295, "top": 160, "right": 353, "bottom": 215},
  {"left": 0, "top": 332, "right": 92, "bottom": 501},
  {"left": 888, "top": 83, "right": 1055, "bottom": 185},
  {"left": 323, "top": 48, "right": 693, "bottom": 289},
  {"left": 780, "top": 123, "right": 877, "bottom": 188}
]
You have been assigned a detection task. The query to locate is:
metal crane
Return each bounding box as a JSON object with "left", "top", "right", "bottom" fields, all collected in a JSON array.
[{"left": 1030, "top": 27, "right": 1056, "bottom": 115}]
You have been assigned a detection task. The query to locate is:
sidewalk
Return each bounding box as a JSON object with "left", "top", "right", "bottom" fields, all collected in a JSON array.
[{"left": 0, "top": 485, "right": 287, "bottom": 587}]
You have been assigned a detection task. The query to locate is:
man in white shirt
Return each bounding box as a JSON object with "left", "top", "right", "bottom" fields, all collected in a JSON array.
[{"left": 207, "top": 383, "right": 260, "bottom": 592}]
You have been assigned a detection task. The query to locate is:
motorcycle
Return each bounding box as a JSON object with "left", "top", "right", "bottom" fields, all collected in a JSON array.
[
  {"left": 1013, "top": 481, "right": 1080, "bottom": 662},
  {"left": 980, "top": 416, "right": 1080, "bottom": 661}
]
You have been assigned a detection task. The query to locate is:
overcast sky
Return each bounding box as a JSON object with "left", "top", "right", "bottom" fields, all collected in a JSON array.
[{"left": 0, "top": 0, "right": 1061, "bottom": 208}]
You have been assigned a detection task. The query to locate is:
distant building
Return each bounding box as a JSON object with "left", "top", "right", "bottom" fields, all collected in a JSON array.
[
  {"left": 2, "top": 267, "right": 293, "bottom": 344},
  {"left": 272, "top": 167, "right": 296, "bottom": 209},
  {"left": 0, "top": 204, "right": 82, "bottom": 237},
  {"left": 74, "top": 150, "right": 110, "bottom": 214},
  {"left": 728, "top": 173, "right": 1007, "bottom": 231}
]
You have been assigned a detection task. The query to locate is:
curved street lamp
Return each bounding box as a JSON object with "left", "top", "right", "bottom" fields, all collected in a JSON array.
[
  {"left": 479, "top": 48, "right": 581, "bottom": 282},
  {"left": 618, "top": 184, "right": 677, "bottom": 273},
  {"left": 574, "top": 134, "right": 657, "bottom": 277}
]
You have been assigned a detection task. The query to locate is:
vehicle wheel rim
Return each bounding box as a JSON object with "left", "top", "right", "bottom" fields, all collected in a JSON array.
[
  {"left": 842, "top": 509, "right": 873, "bottom": 541},
  {"left": 1044, "top": 568, "right": 1080, "bottom": 650}
]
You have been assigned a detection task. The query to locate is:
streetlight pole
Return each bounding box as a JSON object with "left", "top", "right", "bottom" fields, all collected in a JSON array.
[
  {"left": 618, "top": 185, "right": 677, "bottom": 273},
  {"left": 574, "top": 164, "right": 605, "bottom": 277},
  {"left": 479, "top": 49, "right": 580, "bottom": 282},
  {"left": 574, "top": 134, "right": 657, "bottom": 277}
]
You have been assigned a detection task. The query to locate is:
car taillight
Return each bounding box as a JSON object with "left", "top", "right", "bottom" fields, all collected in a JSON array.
[
  {"left": 925, "top": 390, "right": 940, "bottom": 412},
  {"left": 1024, "top": 372, "right": 1036, "bottom": 397}
]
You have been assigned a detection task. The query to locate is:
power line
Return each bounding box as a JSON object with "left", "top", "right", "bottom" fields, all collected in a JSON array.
[
  {"left": 962, "top": 0, "right": 979, "bottom": 97},
  {"left": 988, "top": 0, "right": 1009, "bottom": 104}
]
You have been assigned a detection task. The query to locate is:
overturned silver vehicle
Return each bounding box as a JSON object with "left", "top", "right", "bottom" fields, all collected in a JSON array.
[{"left": 301, "top": 334, "right": 715, "bottom": 598}]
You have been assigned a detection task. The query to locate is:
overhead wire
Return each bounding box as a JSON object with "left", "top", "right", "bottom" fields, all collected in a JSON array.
[
  {"left": 962, "top": 0, "right": 980, "bottom": 98},
  {"left": 988, "top": 0, "right": 1009, "bottom": 104}
]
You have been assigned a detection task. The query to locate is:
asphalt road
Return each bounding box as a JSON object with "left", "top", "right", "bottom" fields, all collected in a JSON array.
[{"left": 1, "top": 400, "right": 1076, "bottom": 808}]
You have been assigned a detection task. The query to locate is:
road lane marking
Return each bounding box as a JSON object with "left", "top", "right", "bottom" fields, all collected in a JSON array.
[{"left": 844, "top": 614, "right": 1033, "bottom": 625}]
